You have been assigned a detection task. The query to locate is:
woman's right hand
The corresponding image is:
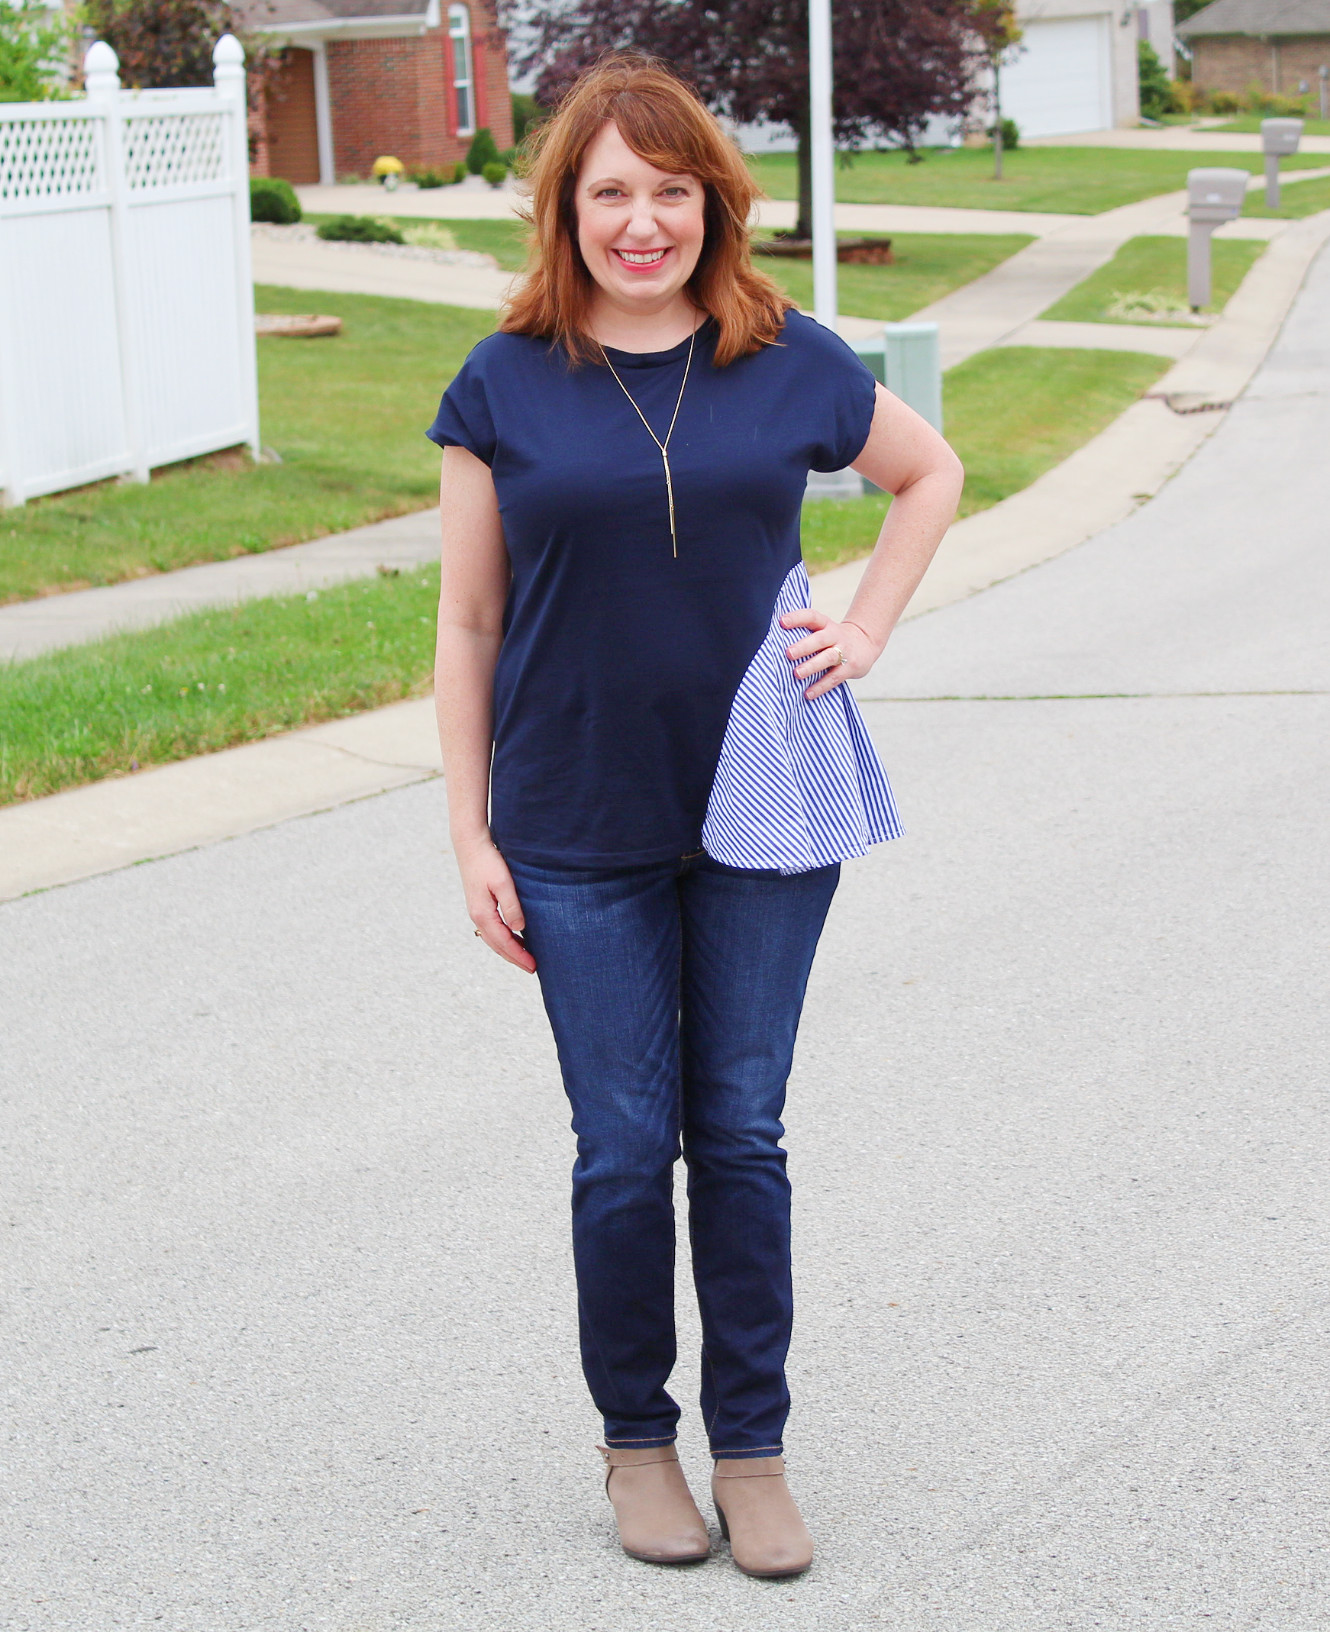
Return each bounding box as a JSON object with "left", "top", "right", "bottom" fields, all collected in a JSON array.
[{"left": 456, "top": 832, "right": 537, "bottom": 974}]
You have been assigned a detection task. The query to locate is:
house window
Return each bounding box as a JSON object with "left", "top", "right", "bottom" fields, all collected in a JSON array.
[{"left": 449, "top": 4, "right": 475, "bottom": 136}]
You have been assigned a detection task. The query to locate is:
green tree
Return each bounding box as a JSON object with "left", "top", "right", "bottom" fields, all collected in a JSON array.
[
  {"left": 510, "top": 89, "right": 544, "bottom": 145},
  {"left": 0, "top": 0, "right": 71, "bottom": 101},
  {"left": 1138, "top": 40, "right": 1174, "bottom": 119},
  {"left": 972, "top": 0, "right": 1022, "bottom": 180}
]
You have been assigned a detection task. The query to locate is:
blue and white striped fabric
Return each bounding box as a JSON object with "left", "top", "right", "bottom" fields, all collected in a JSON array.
[{"left": 702, "top": 561, "right": 904, "bottom": 875}]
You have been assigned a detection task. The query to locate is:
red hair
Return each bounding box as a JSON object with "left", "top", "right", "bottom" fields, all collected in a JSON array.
[{"left": 501, "top": 52, "right": 794, "bottom": 368}]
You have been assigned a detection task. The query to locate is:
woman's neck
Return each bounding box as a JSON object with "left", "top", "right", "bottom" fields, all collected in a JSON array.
[{"left": 587, "top": 294, "right": 705, "bottom": 354}]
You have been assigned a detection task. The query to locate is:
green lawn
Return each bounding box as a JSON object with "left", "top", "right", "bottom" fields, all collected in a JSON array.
[
  {"left": 3, "top": 344, "right": 1168, "bottom": 805},
  {"left": 1041, "top": 234, "right": 1264, "bottom": 325},
  {"left": 0, "top": 289, "right": 490, "bottom": 604},
  {"left": 802, "top": 344, "right": 1170, "bottom": 570},
  {"left": 745, "top": 145, "right": 1325, "bottom": 215},
  {"left": 755, "top": 231, "right": 1032, "bottom": 319},
  {"left": 1208, "top": 116, "right": 1330, "bottom": 135},
  {"left": 1243, "top": 174, "right": 1330, "bottom": 218},
  {"left": 943, "top": 346, "right": 1168, "bottom": 515},
  {"left": 0, "top": 566, "right": 439, "bottom": 805}
]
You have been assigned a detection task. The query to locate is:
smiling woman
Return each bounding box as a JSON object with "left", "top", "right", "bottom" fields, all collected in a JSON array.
[{"left": 424, "top": 51, "right": 963, "bottom": 1581}]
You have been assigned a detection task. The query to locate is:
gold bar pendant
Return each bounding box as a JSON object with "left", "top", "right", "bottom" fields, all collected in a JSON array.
[{"left": 663, "top": 450, "right": 677, "bottom": 557}]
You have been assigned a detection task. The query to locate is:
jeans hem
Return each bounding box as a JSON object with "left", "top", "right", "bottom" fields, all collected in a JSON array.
[
  {"left": 710, "top": 1443, "right": 785, "bottom": 1461},
  {"left": 603, "top": 1432, "right": 679, "bottom": 1449}
]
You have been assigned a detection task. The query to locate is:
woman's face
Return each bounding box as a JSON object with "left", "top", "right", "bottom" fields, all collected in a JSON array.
[{"left": 574, "top": 120, "right": 707, "bottom": 316}]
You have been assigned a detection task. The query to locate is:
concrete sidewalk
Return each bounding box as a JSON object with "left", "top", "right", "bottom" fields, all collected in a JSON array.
[
  {"left": 3, "top": 219, "right": 1327, "bottom": 1632},
  {"left": 1028, "top": 124, "right": 1330, "bottom": 153}
]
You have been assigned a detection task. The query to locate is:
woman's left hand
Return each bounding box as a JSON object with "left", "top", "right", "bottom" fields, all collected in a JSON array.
[{"left": 779, "top": 607, "right": 882, "bottom": 701}]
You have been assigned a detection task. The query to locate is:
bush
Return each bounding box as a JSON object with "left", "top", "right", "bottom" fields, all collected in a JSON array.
[
  {"left": 1206, "top": 90, "right": 1242, "bottom": 114},
  {"left": 249, "top": 175, "right": 301, "bottom": 224},
  {"left": 511, "top": 90, "right": 545, "bottom": 145},
  {"left": 1241, "top": 84, "right": 1308, "bottom": 116},
  {"left": 409, "top": 166, "right": 449, "bottom": 189},
  {"left": 481, "top": 160, "right": 508, "bottom": 188},
  {"left": 987, "top": 116, "right": 1020, "bottom": 150},
  {"left": 1138, "top": 41, "right": 1175, "bottom": 120},
  {"left": 453, "top": 160, "right": 467, "bottom": 184},
  {"left": 315, "top": 215, "right": 404, "bottom": 244},
  {"left": 466, "top": 125, "right": 501, "bottom": 175},
  {"left": 1170, "top": 77, "right": 1201, "bottom": 115}
]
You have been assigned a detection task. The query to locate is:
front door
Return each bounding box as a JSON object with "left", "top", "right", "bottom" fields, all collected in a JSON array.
[{"left": 266, "top": 48, "right": 321, "bottom": 185}]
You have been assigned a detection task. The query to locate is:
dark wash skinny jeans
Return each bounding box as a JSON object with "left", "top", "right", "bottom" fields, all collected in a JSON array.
[{"left": 506, "top": 848, "right": 840, "bottom": 1461}]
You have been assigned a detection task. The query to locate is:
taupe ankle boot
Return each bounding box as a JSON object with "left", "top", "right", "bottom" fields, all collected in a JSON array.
[
  {"left": 712, "top": 1456, "right": 814, "bottom": 1578},
  {"left": 598, "top": 1445, "right": 712, "bottom": 1565}
]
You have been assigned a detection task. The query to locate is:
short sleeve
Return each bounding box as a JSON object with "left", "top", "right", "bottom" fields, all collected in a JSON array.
[
  {"left": 798, "top": 318, "right": 879, "bottom": 474},
  {"left": 426, "top": 343, "right": 498, "bottom": 466}
]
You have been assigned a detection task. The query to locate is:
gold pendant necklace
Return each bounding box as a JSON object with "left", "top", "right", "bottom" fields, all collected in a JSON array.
[{"left": 598, "top": 318, "right": 700, "bottom": 559}]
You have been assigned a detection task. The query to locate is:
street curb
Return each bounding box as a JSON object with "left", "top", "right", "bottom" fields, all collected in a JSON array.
[{"left": 3, "top": 214, "right": 1328, "bottom": 906}]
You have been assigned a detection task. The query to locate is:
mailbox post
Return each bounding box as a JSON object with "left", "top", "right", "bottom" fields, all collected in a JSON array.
[
  {"left": 1261, "top": 117, "right": 1304, "bottom": 209},
  {"left": 1186, "top": 168, "right": 1248, "bottom": 310}
]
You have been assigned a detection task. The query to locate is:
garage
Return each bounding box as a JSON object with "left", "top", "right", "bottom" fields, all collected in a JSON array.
[{"left": 1000, "top": 14, "right": 1112, "bottom": 138}]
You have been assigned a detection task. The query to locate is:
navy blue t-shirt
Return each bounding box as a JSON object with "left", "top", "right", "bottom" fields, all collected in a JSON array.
[{"left": 426, "top": 310, "right": 877, "bottom": 867}]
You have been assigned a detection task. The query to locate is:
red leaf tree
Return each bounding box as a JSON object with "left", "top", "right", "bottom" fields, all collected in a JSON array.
[{"left": 503, "top": 0, "right": 997, "bottom": 237}]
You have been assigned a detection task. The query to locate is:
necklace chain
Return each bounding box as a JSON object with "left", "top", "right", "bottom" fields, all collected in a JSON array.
[{"left": 598, "top": 319, "right": 700, "bottom": 559}]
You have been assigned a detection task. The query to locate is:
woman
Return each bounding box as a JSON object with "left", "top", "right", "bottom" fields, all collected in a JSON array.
[{"left": 428, "top": 53, "right": 962, "bottom": 1579}]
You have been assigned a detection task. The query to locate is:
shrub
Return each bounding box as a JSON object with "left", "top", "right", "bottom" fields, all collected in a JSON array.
[
  {"left": 1205, "top": 90, "right": 1242, "bottom": 114},
  {"left": 481, "top": 160, "right": 508, "bottom": 188},
  {"left": 315, "top": 214, "right": 404, "bottom": 244},
  {"left": 409, "top": 166, "right": 449, "bottom": 189},
  {"left": 987, "top": 116, "right": 1020, "bottom": 150},
  {"left": 249, "top": 175, "right": 301, "bottom": 224},
  {"left": 1170, "top": 77, "right": 1201, "bottom": 114},
  {"left": 1138, "top": 41, "right": 1175, "bottom": 120},
  {"left": 466, "top": 125, "right": 501, "bottom": 175},
  {"left": 453, "top": 160, "right": 467, "bottom": 184},
  {"left": 511, "top": 90, "right": 545, "bottom": 144}
]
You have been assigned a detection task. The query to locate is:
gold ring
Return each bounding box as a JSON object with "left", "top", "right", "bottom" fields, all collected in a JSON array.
[{"left": 833, "top": 644, "right": 846, "bottom": 666}]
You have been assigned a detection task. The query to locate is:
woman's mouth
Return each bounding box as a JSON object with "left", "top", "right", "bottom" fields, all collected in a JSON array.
[{"left": 613, "top": 247, "right": 670, "bottom": 270}]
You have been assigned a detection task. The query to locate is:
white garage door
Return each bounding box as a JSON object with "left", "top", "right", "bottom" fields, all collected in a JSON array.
[{"left": 1000, "top": 15, "right": 1112, "bottom": 139}]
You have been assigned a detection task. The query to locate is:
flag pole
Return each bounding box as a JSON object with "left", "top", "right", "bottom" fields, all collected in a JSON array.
[{"left": 808, "top": 0, "right": 838, "bottom": 332}]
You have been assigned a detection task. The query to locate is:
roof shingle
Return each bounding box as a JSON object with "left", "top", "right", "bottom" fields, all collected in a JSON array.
[{"left": 1177, "top": 0, "right": 1330, "bottom": 38}]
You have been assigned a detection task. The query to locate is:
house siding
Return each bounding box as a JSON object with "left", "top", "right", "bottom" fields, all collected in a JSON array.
[
  {"left": 251, "top": 1, "right": 513, "bottom": 182},
  {"left": 1192, "top": 34, "right": 1330, "bottom": 96}
]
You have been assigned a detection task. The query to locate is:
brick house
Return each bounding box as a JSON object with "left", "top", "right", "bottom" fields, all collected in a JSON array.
[
  {"left": 242, "top": 0, "right": 513, "bottom": 184},
  {"left": 1178, "top": 0, "right": 1330, "bottom": 98}
]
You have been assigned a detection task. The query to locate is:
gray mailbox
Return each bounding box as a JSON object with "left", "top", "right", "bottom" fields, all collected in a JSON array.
[
  {"left": 1261, "top": 116, "right": 1304, "bottom": 208},
  {"left": 1186, "top": 167, "right": 1248, "bottom": 310}
]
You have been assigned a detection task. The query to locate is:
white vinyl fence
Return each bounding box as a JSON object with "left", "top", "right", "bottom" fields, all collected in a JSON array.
[{"left": 0, "top": 36, "right": 259, "bottom": 507}]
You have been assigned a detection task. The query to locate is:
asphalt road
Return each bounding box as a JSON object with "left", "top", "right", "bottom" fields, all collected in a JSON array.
[{"left": 4, "top": 251, "right": 1328, "bottom": 1632}]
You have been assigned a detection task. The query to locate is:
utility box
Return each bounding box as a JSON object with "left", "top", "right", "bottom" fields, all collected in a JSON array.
[
  {"left": 845, "top": 322, "right": 942, "bottom": 496},
  {"left": 1261, "top": 117, "right": 1304, "bottom": 209},
  {"left": 1186, "top": 167, "right": 1248, "bottom": 310},
  {"left": 884, "top": 321, "right": 943, "bottom": 434}
]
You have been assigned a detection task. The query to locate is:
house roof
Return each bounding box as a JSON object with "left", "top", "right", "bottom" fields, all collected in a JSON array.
[
  {"left": 1177, "top": 0, "right": 1330, "bottom": 37},
  {"left": 236, "top": 0, "right": 431, "bottom": 28}
]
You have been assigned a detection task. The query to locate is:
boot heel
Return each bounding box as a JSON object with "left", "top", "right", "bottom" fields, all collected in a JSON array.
[{"left": 715, "top": 1502, "right": 730, "bottom": 1542}]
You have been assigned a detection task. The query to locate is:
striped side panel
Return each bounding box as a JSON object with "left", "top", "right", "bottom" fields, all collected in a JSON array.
[{"left": 702, "top": 561, "right": 904, "bottom": 875}]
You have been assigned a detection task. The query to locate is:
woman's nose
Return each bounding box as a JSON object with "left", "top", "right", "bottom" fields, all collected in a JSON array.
[{"left": 625, "top": 199, "right": 660, "bottom": 240}]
